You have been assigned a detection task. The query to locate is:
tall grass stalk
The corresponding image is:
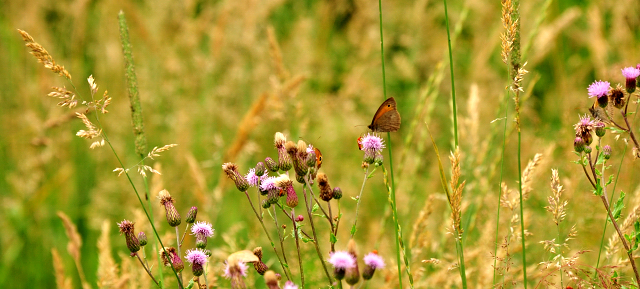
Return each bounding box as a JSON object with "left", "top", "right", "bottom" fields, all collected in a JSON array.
[
  {"left": 376, "top": 0, "right": 405, "bottom": 287},
  {"left": 118, "top": 12, "right": 182, "bottom": 288},
  {"left": 442, "top": 0, "right": 467, "bottom": 287},
  {"left": 492, "top": 85, "right": 510, "bottom": 285}
]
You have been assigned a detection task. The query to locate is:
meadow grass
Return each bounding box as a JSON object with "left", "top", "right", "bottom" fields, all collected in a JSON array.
[{"left": 3, "top": 0, "right": 640, "bottom": 288}]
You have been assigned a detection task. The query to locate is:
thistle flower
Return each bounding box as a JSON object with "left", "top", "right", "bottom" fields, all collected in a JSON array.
[
  {"left": 573, "top": 115, "right": 594, "bottom": 145},
  {"left": 186, "top": 206, "right": 198, "bottom": 224},
  {"left": 317, "top": 173, "right": 333, "bottom": 201},
  {"left": 185, "top": 248, "right": 209, "bottom": 276},
  {"left": 611, "top": 85, "right": 626, "bottom": 109},
  {"left": 283, "top": 281, "right": 299, "bottom": 289},
  {"left": 224, "top": 259, "right": 249, "bottom": 289},
  {"left": 253, "top": 247, "right": 268, "bottom": 275},
  {"left": 275, "top": 133, "right": 292, "bottom": 172},
  {"left": 328, "top": 251, "right": 356, "bottom": 280},
  {"left": 245, "top": 168, "right": 262, "bottom": 187},
  {"left": 274, "top": 175, "right": 297, "bottom": 207},
  {"left": 362, "top": 252, "right": 385, "bottom": 280},
  {"left": 588, "top": 80, "right": 611, "bottom": 108},
  {"left": 265, "top": 157, "right": 279, "bottom": 172},
  {"left": 158, "top": 190, "right": 181, "bottom": 227},
  {"left": 260, "top": 176, "right": 277, "bottom": 194},
  {"left": 117, "top": 220, "right": 140, "bottom": 253},
  {"left": 286, "top": 140, "right": 309, "bottom": 177},
  {"left": 622, "top": 67, "right": 640, "bottom": 93},
  {"left": 137, "top": 231, "right": 147, "bottom": 247},
  {"left": 223, "top": 163, "right": 250, "bottom": 192},
  {"left": 159, "top": 247, "right": 184, "bottom": 272},
  {"left": 191, "top": 221, "right": 214, "bottom": 249},
  {"left": 345, "top": 239, "right": 360, "bottom": 285},
  {"left": 360, "top": 134, "right": 385, "bottom": 152}
]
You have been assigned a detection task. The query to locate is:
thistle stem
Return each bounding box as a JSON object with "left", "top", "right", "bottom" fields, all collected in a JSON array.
[
  {"left": 351, "top": 166, "right": 370, "bottom": 238},
  {"left": 292, "top": 209, "right": 305, "bottom": 288},
  {"left": 136, "top": 252, "right": 160, "bottom": 287},
  {"left": 302, "top": 179, "right": 333, "bottom": 285}
]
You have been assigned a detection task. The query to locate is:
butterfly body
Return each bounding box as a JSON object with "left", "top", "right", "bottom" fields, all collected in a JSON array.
[{"left": 368, "top": 97, "right": 401, "bottom": 132}]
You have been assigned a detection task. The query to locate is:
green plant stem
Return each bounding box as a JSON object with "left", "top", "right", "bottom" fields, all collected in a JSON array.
[
  {"left": 443, "top": 0, "right": 458, "bottom": 147},
  {"left": 382, "top": 167, "right": 413, "bottom": 288},
  {"left": 143, "top": 177, "right": 163, "bottom": 286},
  {"left": 351, "top": 167, "right": 370, "bottom": 238},
  {"left": 492, "top": 88, "right": 510, "bottom": 286},
  {"left": 291, "top": 209, "right": 305, "bottom": 288},
  {"left": 179, "top": 224, "right": 190, "bottom": 247},
  {"left": 272, "top": 207, "right": 290, "bottom": 267},
  {"left": 377, "top": 0, "right": 404, "bottom": 287},
  {"left": 516, "top": 96, "right": 527, "bottom": 288},
  {"left": 557, "top": 224, "right": 563, "bottom": 287},
  {"left": 242, "top": 191, "right": 293, "bottom": 280},
  {"left": 136, "top": 252, "right": 160, "bottom": 287},
  {"left": 302, "top": 179, "right": 334, "bottom": 286},
  {"left": 175, "top": 227, "right": 183, "bottom": 284},
  {"left": 454, "top": 232, "right": 467, "bottom": 289}
]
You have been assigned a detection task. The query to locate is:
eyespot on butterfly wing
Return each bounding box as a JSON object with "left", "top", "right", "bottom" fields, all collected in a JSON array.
[
  {"left": 314, "top": 147, "right": 323, "bottom": 169},
  {"left": 368, "top": 97, "right": 401, "bottom": 132}
]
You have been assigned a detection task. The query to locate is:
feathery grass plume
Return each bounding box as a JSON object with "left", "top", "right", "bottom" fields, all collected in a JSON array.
[
  {"left": 51, "top": 249, "right": 73, "bottom": 289},
  {"left": 500, "top": 0, "right": 516, "bottom": 64},
  {"left": 17, "top": 29, "right": 71, "bottom": 80},
  {"left": 546, "top": 169, "right": 567, "bottom": 225},
  {"left": 267, "top": 26, "right": 289, "bottom": 82},
  {"left": 449, "top": 148, "right": 466, "bottom": 233},
  {"left": 48, "top": 87, "right": 77, "bottom": 108},
  {"left": 606, "top": 202, "right": 640, "bottom": 260},
  {"left": 97, "top": 221, "right": 121, "bottom": 288},
  {"left": 118, "top": 11, "right": 147, "bottom": 157},
  {"left": 57, "top": 211, "right": 90, "bottom": 289},
  {"left": 521, "top": 153, "right": 543, "bottom": 200},
  {"left": 409, "top": 195, "right": 434, "bottom": 250}
]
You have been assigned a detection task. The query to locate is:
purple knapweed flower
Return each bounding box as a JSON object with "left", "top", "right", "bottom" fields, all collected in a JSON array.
[
  {"left": 191, "top": 221, "right": 214, "bottom": 238},
  {"left": 328, "top": 251, "right": 356, "bottom": 269},
  {"left": 360, "top": 133, "right": 385, "bottom": 152}
]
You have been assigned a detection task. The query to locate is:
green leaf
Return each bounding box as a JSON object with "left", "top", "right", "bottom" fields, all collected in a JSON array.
[
  {"left": 610, "top": 191, "right": 626, "bottom": 223},
  {"left": 351, "top": 224, "right": 357, "bottom": 236},
  {"left": 312, "top": 203, "right": 319, "bottom": 213},
  {"left": 330, "top": 232, "right": 337, "bottom": 244},
  {"left": 594, "top": 182, "right": 604, "bottom": 196},
  {"left": 185, "top": 279, "right": 195, "bottom": 289}
]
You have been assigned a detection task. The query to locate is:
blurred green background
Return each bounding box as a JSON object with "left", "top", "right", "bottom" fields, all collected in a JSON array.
[{"left": 2, "top": 0, "right": 640, "bottom": 288}]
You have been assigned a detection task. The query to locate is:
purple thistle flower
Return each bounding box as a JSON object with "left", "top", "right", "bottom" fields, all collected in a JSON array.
[
  {"left": 260, "top": 176, "right": 277, "bottom": 192},
  {"left": 363, "top": 253, "right": 385, "bottom": 269},
  {"left": 328, "top": 251, "right": 356, "bottom": 269},
  {"left": 587, "top": 80, "right": 611, "bottom": 99},
  {"left": 622, "top": 67, "right": 640, "bottom": 79},
  {"left": 191, "top": 221, "right": 214, "bottom": 238},
  {"left": 360, "top": 133, "right": 385, "bottom": 152},
  {"left": 306, "top": 144, "right": 315, "bottom": 154},
  {"left": 245, "top": 168, "right": 261, "bottom": 187},
  {"left": 283, "top": 281, "right": 299, "bottom": 289},
  {"left": 185, "top": 248, "right": 208, "bottom": 265}
]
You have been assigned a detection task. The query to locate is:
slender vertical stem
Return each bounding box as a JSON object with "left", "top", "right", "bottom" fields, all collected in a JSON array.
[
  {"left": 442, "top": 0, "right": 458, "bottom": 147},
  {"left": 243, "top": 191, "right": 292, "bottom": 280},
  {"left": 292, "top": 209, "right": 305, "bottom": 288},
  {"left": 180, "top": 224, "right": 190, "bottom": 246},
  {"left": 328, "top": 201, "right": 336, "bottom": 252},
  {"left": 301, "top": 179, "right": 334, "bottom": 285},
  {"left": 492, "top": 89, "right": 509, "bottom": 285},
  {"left": 557, "top": 224, "right": 563, "bottom": 287},
  {"left": 175, "top": 227, "right": 183, "bottom": 284},
  {"left": 351, "top": 167, "right": 370, "bottom": 238},
  {"left": 454, "top": 233, "right": 467, "bottom": 289},
  {"left": 272, "top": 207, "right": 290, "bottom": 266}
]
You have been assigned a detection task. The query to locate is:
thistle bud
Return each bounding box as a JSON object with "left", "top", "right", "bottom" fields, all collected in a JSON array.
[
  {"left": 306, "top": 150, "right": 317, "bottom": 168},
  {"left": 262, "top": 199, "right": 271, "bottom": 209},
  {"left": 328, "top": 251, "right": 356, "bottom": 281},
  {"left": 159, "top": 247, "right": 184, "bottom": 272},
  {"left": 186, "top": 206, "right": 198, "bottom": 224},
  {"left": 374, "top": 153, "right": 384, "bottom": 166},
  {"left": 345, "top": 239, "right": 360, "bottom": 286},
  {"left": 255, "top": 162, "right": 266, "bottom": 176},
  {"left": 158, "top": 190, "right": 181, "bottom": 227},
  {"left": 333, "top": 187, "right": 343, "bottom": 200},
  {"left": 574, "top": 137, "right": 585, "bottom": 153},
  {"left": 288, "top": 141, "right": 309, "bottom": 176},
  {"left": 594, "top": 121, "right": 606, "bottom": 137},
  {"left": 222, "top": 163, "right": 250, "bottom": 192},
  {"left": 137, "top": 231, "right": 147, "bottom": 247},
  {"left": 603, "top": 145, "right": 612, "bottom": 160},
  {"left": 317, "top": 173, "right": 333, "bottom": 201},
  {"left": 117, "top": 220, "right": 140, "bottom": 253},
  {"left": 265, "top": 157, "right": 279, "bottom": 172},
  {"left": 185, "top": 248, "right": 208, "bottom": 277},
  {"left": 584, "top": 145, "right": 592, "bottom": 154},
  {"left": 610, "top": 86, "right": 625, "bottom": 109},
  {"left": 276, "top": 134, "right": 293, "bottom": 172},
  {"left": 267, "top": 189, "right": 280, "bottom": 204},
  {"left": 363, "top": 149, "right": 376, "bottom": 164},
  {"left": 295, "top": 173, "right": 306, "bottom": 184}
]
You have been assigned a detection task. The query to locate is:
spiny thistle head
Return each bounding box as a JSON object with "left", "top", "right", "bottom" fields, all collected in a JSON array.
[
  {"left": 224, "top": 258, "right": 249, "bottom": 289},
  {"left": 573, "top": 115, "right": 594, "bottom": 146},
  {"left": 222, "top": 163, "right": 249, "bottom": 192},
  {"left": 362, "top": 252, "right": 385, "bottom": 280},
  {"left": 117, "top": 220, "right": 140, "bottom": 253},
  {"left": 255, "top": 162, "right": 266, "bottom": 176},
  {"left": 317, "top": 173, "right": 333, "bottom": 201},
  {"left": 594, "top": 120, "right": 606, "bottom": 137},
  {"left": 158, "top": 189, "right": 181, "bottom": 227},
  {"left": 622, "top": 67, "right": 640, "bottom": 93},
  {"left": 333, "top": 187, "right": 343, "bottom": 200},
  {"left": 265, "top": 157, "right": 279, "bottom": 172},
  {"left": 345, "top": 239, "right": 360, "bottom": 285},
  {"left": 191, "top": 221, "right": 214, "bottom": 249},
  {"left": 275, "top": 175, "right": 298, "bottom": 208},
  {"left": 185, "top": 248, "right": 209, "bottom": 276},
  {"left": 574, "top": 136, "right": 585, "bottom": 153},
  {"left": 159, "top": 247, "right": 184, "bottom": 272},
  {"left": 588, "top": 80, "right": 611, "bottom": 108},
  {"left": 186, "top": 206, "right": 198, "bottom": 224},
  {"left": 274, "top": 132, "right": 287, "bottom": 148},
  {"left": 245, "top": 168, "right": 261, "bottom": 187},
  {"left": 603, "top": 145, "right": 612, "bottom": 160}
]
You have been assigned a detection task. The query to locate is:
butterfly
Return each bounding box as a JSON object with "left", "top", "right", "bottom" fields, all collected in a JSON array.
[
  {"left": 357, "top": 136, "right": 364, "bottom": 150},
  {"left": 314, "top": 147, "right": 323, "bottom": 169},
  {"left": 368, "top": 97, "right": 401, "bottom": 132}
]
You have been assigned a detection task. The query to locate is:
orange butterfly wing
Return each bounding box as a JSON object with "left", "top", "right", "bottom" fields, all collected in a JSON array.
[
  {"left": 314, "top": 147, "right": 323, "bottom": 169},
  {"left": 368, "top": 97, "right": 401, "bottom": 132}
]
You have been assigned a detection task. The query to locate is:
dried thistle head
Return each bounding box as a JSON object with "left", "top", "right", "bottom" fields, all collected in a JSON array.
[{"left": 158, "top": 189, "right": 181, "bottom": 227}]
